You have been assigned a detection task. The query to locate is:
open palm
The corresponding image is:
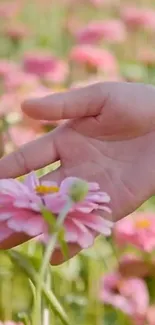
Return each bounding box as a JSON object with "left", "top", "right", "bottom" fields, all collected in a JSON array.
[{"left": 1, "top": 81, "right": 155, "bottom": 261}]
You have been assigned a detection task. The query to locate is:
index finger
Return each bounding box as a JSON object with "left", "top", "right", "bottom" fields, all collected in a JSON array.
[{"left": 0, "top": 130, "right": 59, "bottom": 179}]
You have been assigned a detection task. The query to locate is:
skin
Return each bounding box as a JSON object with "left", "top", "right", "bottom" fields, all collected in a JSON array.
[{"left": 0, "top": 81, "right": 155, "bottom": 263}]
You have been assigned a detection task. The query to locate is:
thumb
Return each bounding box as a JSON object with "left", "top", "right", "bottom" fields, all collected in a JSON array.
[{"left": 22, "top": 83, "right": 109, "bottom": 120}]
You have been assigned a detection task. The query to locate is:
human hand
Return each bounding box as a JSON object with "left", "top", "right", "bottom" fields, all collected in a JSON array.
[{"left": 1, "top": 82, "right": 155, "bottom": 262}]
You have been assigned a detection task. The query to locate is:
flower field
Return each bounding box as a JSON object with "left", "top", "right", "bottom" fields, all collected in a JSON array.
[{"left": 1, "top": 0, "right": 155, "bottom": 324}]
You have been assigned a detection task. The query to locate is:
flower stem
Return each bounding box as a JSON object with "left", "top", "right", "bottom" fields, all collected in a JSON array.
[
  {"left": 34, "top": 199, "right": 72, "bottom": 325},
  {"left": 7, "top": 250, "right": 71, "bottom": 325}
]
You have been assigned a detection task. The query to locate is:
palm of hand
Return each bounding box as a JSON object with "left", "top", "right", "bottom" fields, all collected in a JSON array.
[{"left": 53, "top": 116, "right": 155, "bottom": 222}]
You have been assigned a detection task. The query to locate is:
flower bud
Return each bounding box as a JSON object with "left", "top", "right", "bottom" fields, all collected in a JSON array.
[{"left": 69, "top": 179, "right": 89, "bottom": 202}]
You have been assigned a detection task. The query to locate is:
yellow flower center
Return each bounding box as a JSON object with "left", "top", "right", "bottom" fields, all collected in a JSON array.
[
  {"left": 35, "top": 185, "right": 59, "bottom": 194},
  {"left": 135, "top": 218, "right": 151, "bottom": 229}
]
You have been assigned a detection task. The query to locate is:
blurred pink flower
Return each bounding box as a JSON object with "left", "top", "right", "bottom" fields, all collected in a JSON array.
[
  {"left": 23, "top": 51, "right": 68, "bottom": 81},
  {"left": 0, "top": 1, "right": 21, "bottom": 19},
  {"left": 100, "top": 271, "right": 149, "bottom": 318},
  {"left": 4, "top": 24, "right": 30, "bottom": 42},
  {"left": 0, "top": 94, "right": 19, "bottom": 117},
  {"left": 70, "top": 45, "right": 118, "bottom": 74},
  {"left": 147, "top": 306, "right": 155, "bottom": 325},
  {"left": 138, "top": 49, "right": 155, "bottom": 66},
  {"left": 114, "top": 212, "right": 155, "bottom": 252},
  {"left": 44, "top": 60, "right": 69, "bottom": 84},
  {"left": 7, "top": 126, "right": 39, "bottom": 147},
  {"left": 89, "top": 0, "right": 109, "bottom": 6},
  {"left": 121, "top": 7, "right": 155, "bottom": 31},
  {"left": 4, "top": 71, "right": 40, "bottom": 93},
  {"left": 0, "top": 173, "right": 112, "bottom": 248},
  {"left": 75, "top": 20, "right": 126, "bottom": 44},
  {"left": 0, "top": 60, "right": 17, "bottom": 80}
]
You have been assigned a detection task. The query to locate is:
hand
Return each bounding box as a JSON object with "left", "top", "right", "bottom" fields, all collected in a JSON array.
[{"left": 1, "top": 81, "right": 155, "bottom": 262}]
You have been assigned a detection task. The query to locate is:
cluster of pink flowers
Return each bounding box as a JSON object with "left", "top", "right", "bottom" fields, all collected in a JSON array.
[
  {"left": 100, "top": 271, "right": 149, "bottom": 323},
  {"left": 121, "top": 6, "right": 155, "bottom": 31},
  {"left": 70, "top": 45, "right": 118, "bottom": 75},
  {"left": 0, "top": 172, "right": 112, "bottom": 248},
  {"left": 100, "top": 212, "right": 155, "bottom": 324},
  {"left": 75, "top": 20, "right": 126, "bottom": 44},
  {"left": 114, "top": 212, "right": 155, "bottom": 252}
]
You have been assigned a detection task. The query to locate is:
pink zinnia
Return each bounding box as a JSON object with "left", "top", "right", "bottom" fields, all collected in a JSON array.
[
  {"left": 4, "top": 24, "right": 29, "bottom": 42},
  {"left": 0, "top": 1, "right": 21, "bottom": 19},
  {"left": 70, "top": 45, "right": 118, "bottom": 74},
  {"left": 0, "top": 60, "right": 17, "bottom": 79},
  {"left": 114, "top": 212, "right": 155, "bottom": 252},
  {"left": 121, "top": 7, "right": 155, "bottom": 31},
  {"left": 0, "top": 173, "right": 112, "bottom": 249},
  {"left": 4, "top": 71, "right": 39, "bottom": 93},
  {"left": 138, "top": 49, "right": 155, "bottom": 67},
  {"left": 8, "top": 126, "right": 39, "bottom": 147},
  {"left": 23, "top": 51, "right": 68, "bottom": 82},
  {"left": 75, "top": 20, "right": 126, "bottom": 44},
  {"left": 100, "top": 272, "right": 149, "bottom": 318}
]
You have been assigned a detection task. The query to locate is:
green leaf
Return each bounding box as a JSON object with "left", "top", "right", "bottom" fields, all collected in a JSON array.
[{"left": 11, "top": 270, "right": 33, "bottom": 313}]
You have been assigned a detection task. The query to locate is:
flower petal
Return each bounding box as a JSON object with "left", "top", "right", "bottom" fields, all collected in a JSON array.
[
  {"left": 24, "top": 171, "right": 39, "bottom": 190},
  {"left": 65, "top": 218, "right": 94, "bottom": 248},
  {"left": 0, "top": 222, "right": 13, "bottom": 242}
]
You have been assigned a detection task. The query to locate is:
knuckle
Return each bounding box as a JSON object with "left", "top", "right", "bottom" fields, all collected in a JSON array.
[{"left": 14, "top": 148, "right": 30, "bottom": 175}]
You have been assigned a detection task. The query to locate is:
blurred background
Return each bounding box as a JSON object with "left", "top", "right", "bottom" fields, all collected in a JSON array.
[{"left": 0, "top": 1, "right": 155, "bottom": 324}]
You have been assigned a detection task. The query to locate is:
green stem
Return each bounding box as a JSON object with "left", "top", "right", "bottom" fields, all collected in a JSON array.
[
  {"left": 34, "top": 199, "right": 72, "bottom": 325},
  {"left": 7, "top": 250, "right": 71, "bottom": 325}
]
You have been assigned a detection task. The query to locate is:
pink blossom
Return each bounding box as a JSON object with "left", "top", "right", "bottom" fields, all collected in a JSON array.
[
  {"left": 138, "top": 49, "right": 155, "bottom": 66},
  {"left": 8, "top": 126, "right": 39, "bottom": 146},
  {"left": 75, "top": 20, "right": 126, "bottom": 44},
  {"left": 70, "top": 45, "right": 118, "bottom": 74},
  {"left": 100, "top": 272, "right": 149, "bottom": 318},
  {"left": 0, "top": 1, "right": 21, "bottom": 19},
  {"left": 23, "top": 51, "right": 68, "bottom": 81},
  {"left": 121, "top": 7, "right": 155, "bottom": 31},
  {"left": 4, "top": 71, "right": 40, "bottom": 93},
  {"left": 0, "top": 94, "right": 19, "bottom": 117},
  {"left": 114, "top": 212, "right": 155, "bottom": 252},
  {"left": 44, "top": 60, "right": 69, "bottom": 84},
  {"left": 147, "top": 306, "right": 155, "bottom": 325},
  {"left": 0, "top": 173, "right": 112, "bottom": 248},
  {"left": 0, "top": 60, "right": 17, "bottom": 79},
  {"left": 4, "top": 24, "right": 30, "bottom": 42}
]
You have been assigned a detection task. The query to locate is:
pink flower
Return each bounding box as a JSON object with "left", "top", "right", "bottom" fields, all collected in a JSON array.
[
  {"left": 100, "top": 271, "right": 149, "bottom": 318},
  {"left": 23, "top": 51, "right": 68, "bottom": 81},
  {"left": 75, "top": 20, "right": 126, "bottom": 44},
  {"left": 138, "top": 49, "right": 155, "bottom": 67},
  {"left": 147, "top": 306, "right": 155, "bottom": 325},
  {"left": 121, "top": 7, "right": 155, "bottom": 31},
  {"left": 0, "top": 1, "right": 21, "bottom": 19},
  {"left": 4, "top": 24, "right": 30, "bottom": 42},
  {"left": 114, "top": 212, "right": 155, "bottom": 252},
  {"left": 0, "top": 173, "right": 112, "bottom": 248},
  {"left": 0, "top": 60, "right": 17, "bottom": 79},
  {"left": 70, "top": 45, "right": 118, "bottom": 74},
  {"left": 4, "top": 71, "right": 40, "bottom": 93},
  {"left": 7, "top": 126, "right": 39, "bottom": 147},
  {"left": 44, "top": 60, "right": 69, "bottom": 84},
  {"left": 0, "top": 94, "right": 19, "bottom": 117}
]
